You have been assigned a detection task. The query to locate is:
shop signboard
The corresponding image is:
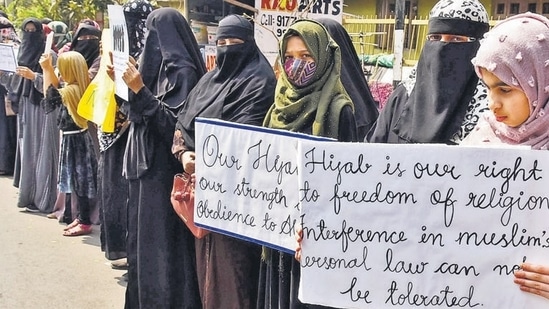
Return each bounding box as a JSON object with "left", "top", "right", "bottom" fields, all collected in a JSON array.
[{"left": 254, "top": 0, "right": 344, "bottom": 65}]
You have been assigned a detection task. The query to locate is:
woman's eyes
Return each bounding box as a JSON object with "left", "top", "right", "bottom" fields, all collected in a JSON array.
[
  {"left": 285, "top": 54, "right": 312, "bottom": 61},
  {"left": 496, "top": 87, "right": 512, "bottom": 94}
]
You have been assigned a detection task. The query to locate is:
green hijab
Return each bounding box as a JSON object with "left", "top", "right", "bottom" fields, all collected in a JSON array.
[{"left": 263, "top": 19, "right": 353, "bottom": 139}]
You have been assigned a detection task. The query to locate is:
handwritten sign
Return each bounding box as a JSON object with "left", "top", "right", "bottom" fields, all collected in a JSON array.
[
  {"left": 194, "top": 118, "right": 330, "bottom": 252},
  {"left": 107, "top": 4, "right": 129, "bottom": 101},
  {"left": 297, "top": 141, "right": 549, "bottom": 308},
  {"left": 254, "top": 0, "right": 343, "bottom": 65},
  {"left": 0, "top": 43, "right": 17, "bottom": 72}
]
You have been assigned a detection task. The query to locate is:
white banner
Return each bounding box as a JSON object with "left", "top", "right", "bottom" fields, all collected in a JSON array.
[
  {"left": 0, "top": 43, "right": 17, "bottom": 72},
  {"left": 107, "top": 4, "right": 129, "bottom": 101},
  {"left": 254, "top": 0, "right": 344, "bottom": 65},
  {"left": 297, "top": 141, "right": 549, "bottom": 308},
  {"left": 194, "top": 118, "right": 330, "bottom": 252}
]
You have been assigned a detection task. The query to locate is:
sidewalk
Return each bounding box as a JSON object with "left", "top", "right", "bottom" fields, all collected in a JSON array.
[{"left": 0, "top": 175, "right": 126, "bottom": 309}]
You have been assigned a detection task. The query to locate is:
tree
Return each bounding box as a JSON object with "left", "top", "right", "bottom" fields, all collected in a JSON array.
[{"left": 4, "top": 0, "right": 113, "bottom": 30}]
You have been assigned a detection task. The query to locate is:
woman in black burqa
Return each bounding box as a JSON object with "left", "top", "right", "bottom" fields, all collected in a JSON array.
[
  {"left": 316, "top": 17, "right": 379, "bottom": 141},
  {"left": 6, "top": 18, "right": 59, "bottom": 213},
  {"left": 98, "top": 0, "right": 154, "bottom": 266},
  {"left": 0, "top": 16, "right": 18, "bottom": 175},
  {"left": 173, "top": 14, "right": 276, "bottom": 309},
  {"left": 112, "top": 8, "right": 206, "bottom": 308},
  {"left": 367, "top": 0, "right": 490, "bottom": 144},
  {"left": 69, "top": 24, "right": 101, "bottom": 79}
]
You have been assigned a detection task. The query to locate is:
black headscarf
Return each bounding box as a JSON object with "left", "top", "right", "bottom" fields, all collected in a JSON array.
[
  {"left": 124, "top": 8, "right": 206, "bottom": 179},
  {"left": 0, "top": 11, "right": 7, "bottom": 18},
  {"left": 70, "top": 24, "right": 101, "bottom": 69},
  {"left": 138, "top": 7, "right": 206, "bottom": 108},
  {"left": 316, "top": 17, "right": 379, "bottom": 141},
  {"left": 391, "top": 16, "right": 489, "bottom": 143},
  {"left": 176, "top": 14, "right": 276, "bottom": 150},
  {"left": 8, "top": 18, "right": 45, "bottom": 109}
]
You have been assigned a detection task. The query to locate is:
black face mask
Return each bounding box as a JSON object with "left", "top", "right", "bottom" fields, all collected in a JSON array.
[
  {"left": 215, "top": 40, "right": 255, "bottom": 81},
  {"left": 72, "top": 38, "right": 100, "bottom": 68},
  {"left": 215, "top": 44, "right": 241, "bottom": 69}
]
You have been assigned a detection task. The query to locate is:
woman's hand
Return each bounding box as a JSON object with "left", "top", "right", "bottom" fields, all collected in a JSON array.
[
  {"left": 514, "top": 263, "right": 549, "bottom": 300},
  {"left": 128, "top": 55, "right": 137, "bottom": 67},
  {"left": 106, "top": 51, "right": 115, "bottom": 81},
  {"left": 181, "top": 151, "right": 196, "bottom": 174},
  {"left": 38, "top": 53, "right": 53, "bottom": 71},
  {"left": 16, "top": 65, "right": 37, "bottom": 80},
  {"left": 122, "top": 60, "right": 145, "bottom": 94},
  {"left": 294, "top": 226, "right": 303, "bottom": 262}
]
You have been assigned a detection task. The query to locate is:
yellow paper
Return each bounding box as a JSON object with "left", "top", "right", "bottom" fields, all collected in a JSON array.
[{"left": 77, "top": 28, "right": 117, "bottom": 133}]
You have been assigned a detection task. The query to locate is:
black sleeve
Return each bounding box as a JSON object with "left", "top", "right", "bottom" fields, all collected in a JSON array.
[
  {"left": 42, "top": 85, "right": 62, "bottom": 114},
  {"left": 366, "top": 84, "right": 408, "bottom": 143},
  {"left": 338, "top": 105, "right": 358, "bottom": 142}
]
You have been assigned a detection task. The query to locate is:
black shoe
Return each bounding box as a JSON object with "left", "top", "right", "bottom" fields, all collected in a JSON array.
[{"left": 24, "top": 205, "right": 40, "bottom": 213}]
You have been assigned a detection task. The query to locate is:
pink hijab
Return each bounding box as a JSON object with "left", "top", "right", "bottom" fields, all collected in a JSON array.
[{"left": 472, "top": 12, "right": 549, "bottom": 149}]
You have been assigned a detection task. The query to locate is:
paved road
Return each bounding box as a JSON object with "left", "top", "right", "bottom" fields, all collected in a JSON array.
[{"left": 0, "top": 175, "right": 126, "bottom": 308}]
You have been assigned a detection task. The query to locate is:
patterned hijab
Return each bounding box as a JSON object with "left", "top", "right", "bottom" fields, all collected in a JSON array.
[
  {"left": 123, "top": 0, "right": 154, "bottom": 59},
  {"left": 0, "top": 17, "right": 20, "bottom": 43},
  {"left": 57, "top": 51, "right": 91, "bottom": 129},
  {"left": 392, "top": 0, "right": 489, "bottom": 144},
  {"left": 472, "top": 12, "right": 549, "bottom": 149},
  {"left": 263, "top": 19, "right": 352, "bottom": 139},
  {"left": 49, "top": 21, "right": 70, "bottom": 50}
]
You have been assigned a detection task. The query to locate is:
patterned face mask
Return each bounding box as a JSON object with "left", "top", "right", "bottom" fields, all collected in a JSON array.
[{"left": 284, "top": 58, "right": 316, "bottom": 87}]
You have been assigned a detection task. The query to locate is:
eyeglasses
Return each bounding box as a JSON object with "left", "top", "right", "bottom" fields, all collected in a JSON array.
[{"left": 426, "top": 34, "right": 476, "bottom": 43}]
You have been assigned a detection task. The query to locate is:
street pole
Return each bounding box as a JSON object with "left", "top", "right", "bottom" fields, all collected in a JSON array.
[{"left": 393, "top": 0, "right": 405, "bottom": 88}]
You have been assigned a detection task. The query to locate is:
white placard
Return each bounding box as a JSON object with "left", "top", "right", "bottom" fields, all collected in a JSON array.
[
  {"left": 254, "top": 0, "right": 344, "bottom": 65},
  {"left": 107, "top": 4, "right": 129, "bottom": 101},
  {"left": 194, "top": 118, "right": 331, "bottom": 252},
  {"left": 297, "top": 141, "right": 549, "bottom": 308},
  {"left": 0, "top": 43, "right": 17, "bottom": 72},
  {"left": 44, "top": 32, "right": 54, "bottom": 55}
]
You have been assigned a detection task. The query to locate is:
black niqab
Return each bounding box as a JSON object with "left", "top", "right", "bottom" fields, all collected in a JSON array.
[
  {"left": 391, "top": 17, "right": 488, "bottom": 143},
  {"left": 8, "top": 18, "right": 44, "bottom": 109},
  {"left": 139, "top": 7, "right": 207, "bottom": 108},
  {"left": 176, "top": 15, "right": 276, "bottom": 150},
  {"left": 70, "top": 25, "right": 101, "bottom": 69},
  {"left": 17, "top": 18, "right": 44, "bottom": 68}
]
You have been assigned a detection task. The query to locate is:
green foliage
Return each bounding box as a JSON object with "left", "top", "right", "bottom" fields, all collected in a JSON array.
[{"left": 3, "top": 0, "right": 112, "bottom": 30}]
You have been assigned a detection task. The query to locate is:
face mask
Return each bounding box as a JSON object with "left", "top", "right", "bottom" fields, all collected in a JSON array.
[{"left": 284, "top": 58, "right": 316, "bottom": 87}]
